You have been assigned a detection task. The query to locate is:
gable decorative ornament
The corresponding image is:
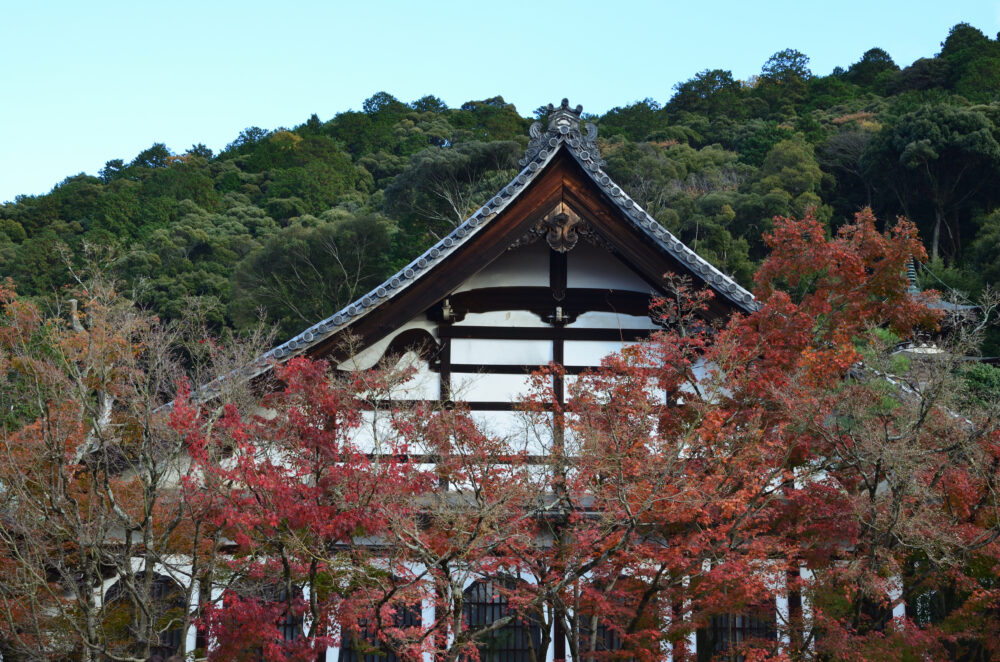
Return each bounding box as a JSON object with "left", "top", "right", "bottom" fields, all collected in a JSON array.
[
  {"left": 520, "top": 99, "right": 604, "bottom": 168},
  {"left": 542, "top": 201, "right": 582, "bottom": 253},
  {"left": 509, "top": 201, "right": 612, "bottom": 253}
]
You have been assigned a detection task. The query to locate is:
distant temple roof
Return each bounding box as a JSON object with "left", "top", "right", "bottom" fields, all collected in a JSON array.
[{"left": 908, "top": 258, "right": 978, "bottom": 313}]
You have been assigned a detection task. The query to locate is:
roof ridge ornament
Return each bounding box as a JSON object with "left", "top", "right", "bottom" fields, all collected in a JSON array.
[{"left": 520, "top": 98, "right": 604, "bottom": 168}]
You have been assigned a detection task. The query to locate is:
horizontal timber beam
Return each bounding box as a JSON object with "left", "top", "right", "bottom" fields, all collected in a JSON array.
[
  {"left": 448, "top": 364, "right": 604, "bottom": 375},
  {"left": 439, "top": 326, "right": 653, "bottom": 341}
]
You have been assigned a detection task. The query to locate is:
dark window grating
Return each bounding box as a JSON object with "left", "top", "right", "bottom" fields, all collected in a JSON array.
[
  {"left": 338, "top": 602, "right": 422, "bottom": 662},
  {"left": 698, "top": 610, "right": 777, "bottom": 662},
  {"left": 104, "top": 573, "right": 185, "bottom": 657},
  {"left": 576, "top": 616, "right": 625, "bottom": 657},
  {"left": 267, "top": 585, "right": 303, "bottom": 643},
  {"left": 462, "top": 579, "right": 542, "bottom": 662}
]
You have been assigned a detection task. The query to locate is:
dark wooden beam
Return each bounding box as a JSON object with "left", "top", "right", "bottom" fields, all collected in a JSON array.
[
  {"left": 550, "top": 248, "right": 568, "bottom": 303},
  {"left": 439, "top": 326, "right": 652, "bottom": 341},
  {"left": 448, "top": 364, "right": 604, "bottom": 375},
  {"left": 444, "top": 287, "right": 658, "bottom": 324}
]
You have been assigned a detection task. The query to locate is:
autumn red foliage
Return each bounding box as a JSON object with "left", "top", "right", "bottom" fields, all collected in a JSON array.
[
  {"left": 1, "top": 209, "right": 997, "bottom": 661},
  {"left": 171, "top": 210, "right": 1000, "bottom": 662}
]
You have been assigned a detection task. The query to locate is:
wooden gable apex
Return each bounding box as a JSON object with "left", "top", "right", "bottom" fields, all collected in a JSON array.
[{"left": 244, "top": 100, "right": 756, "bottom": 377}]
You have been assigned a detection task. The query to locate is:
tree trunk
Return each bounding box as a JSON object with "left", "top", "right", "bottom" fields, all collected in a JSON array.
[
  {"left": 931, "top": 207, "right": 943, "bottom": 262},
  {"left": 84, "top": 604, "right": 99, "bottom": 662}
]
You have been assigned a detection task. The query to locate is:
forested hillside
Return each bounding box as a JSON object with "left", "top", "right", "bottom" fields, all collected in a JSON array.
[{"left": 3, "top": 23, "right": 1000, "bottom": 348}]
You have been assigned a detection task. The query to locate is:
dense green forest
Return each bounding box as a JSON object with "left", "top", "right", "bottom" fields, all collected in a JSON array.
[{"left": 3, "top": 23, "right": 1000, "bottom": 350}]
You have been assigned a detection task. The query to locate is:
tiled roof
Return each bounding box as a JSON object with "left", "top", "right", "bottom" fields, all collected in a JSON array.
[{"left": 238, "top": 99, "right": 756, "bottom": 382}]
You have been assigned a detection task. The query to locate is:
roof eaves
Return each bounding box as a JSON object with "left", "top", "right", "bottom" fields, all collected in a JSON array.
[
  {"left": 223, "top": 99, "right": 759, "bottom": 394},
  {"left": 520, "top": 100, "right": 755, "bottom": 312}
]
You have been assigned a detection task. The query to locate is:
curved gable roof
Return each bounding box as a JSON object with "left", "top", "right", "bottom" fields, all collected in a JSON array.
[{"left": 241, "top": 100, "right": 756, "bottom": 382}]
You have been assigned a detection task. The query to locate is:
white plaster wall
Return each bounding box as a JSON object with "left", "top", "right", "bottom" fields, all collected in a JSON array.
[
  {"left": 451, "top": 372, "right": 536, "bottom": 402},
  {"left": 346, "top": 409, "right": 402, "bottom": 454},
  {"left": 677, "top": 358, "right": 722, "bottom": 403},
  {"left": 563, "top": 340, "right": 636, "bottom": 366},
  {"left": 336, "top": 316, "right": 437, "bottom": 371},
  {"left": 451, "top": 338, "right": 552, "bottom": 366},
  {"left": 455, "top": 310, "right": 548, "bottom": 327},
  {"left": 567, "top": 242, "right": 651, "bottom": 292},
  {"left": 469, "top": 410, "right": 552, "bottom": 456},
  {"left": 568, "top": 311, "right": 658, "bottom": 330},
  {"left": 454, "top": 242, "right": 549, "bottom": 292},
  {"left": 389, "top": 353, "right": 441, "bottom": 401}
]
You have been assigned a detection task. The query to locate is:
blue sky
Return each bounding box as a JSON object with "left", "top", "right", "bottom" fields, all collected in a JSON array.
[{"left": 1, "top": 0, "right": 998, "bottom": 203}]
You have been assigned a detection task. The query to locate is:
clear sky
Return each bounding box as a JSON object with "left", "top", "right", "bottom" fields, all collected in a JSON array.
[{"left": 2, "top": 0, "right": 998, "bottom": 204}]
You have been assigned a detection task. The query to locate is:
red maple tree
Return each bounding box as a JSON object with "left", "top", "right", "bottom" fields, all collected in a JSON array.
[{"left": 172, "top": 209, "right": 1000, "bottom": 662}]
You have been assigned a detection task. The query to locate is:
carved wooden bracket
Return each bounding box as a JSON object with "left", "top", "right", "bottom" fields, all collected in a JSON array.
[
  {"left": 542, "top": 202, "right": 581, "bottom": 252},
  {"left": 509, "top": 202, "right": 612, "bottom": 253}
]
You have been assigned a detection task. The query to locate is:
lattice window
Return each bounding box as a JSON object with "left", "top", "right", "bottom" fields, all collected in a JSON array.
[
  {"left": 906, "top": 559, "right": 954, "bottom": 628},
  {"left": 247, "top": 583, "right": 304, "bottom": 661},
  {"left": 697, "top": 610, "right": 777, "bottom": 662},
  {"left": 338, "top": 602, "right": 422, "bottom": 662},
  {"left": 265, "top": 585, "right": 304, "bottom": 643},
  {"left": 576, "top": 615, "right": 624, "bottom": 659},
  {"left": 574, "top": 576, "right": 659, "bottom": 661},
  {"left": 462, "top": 579, "right": 542, "bottom": 662},
  {"left": 211, "top": 580, "right": 305, "bottom": 661},
  {"left": 104, "top": 572, "right": 185, "bottom": 658}
]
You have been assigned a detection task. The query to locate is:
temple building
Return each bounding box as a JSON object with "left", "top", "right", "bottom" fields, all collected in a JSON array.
[
  {"left": 139, "top": 100, "right": 773, "bottom": 661},
  {"left": 248, "top": 99, "right": 764, "bottom": 661}
]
